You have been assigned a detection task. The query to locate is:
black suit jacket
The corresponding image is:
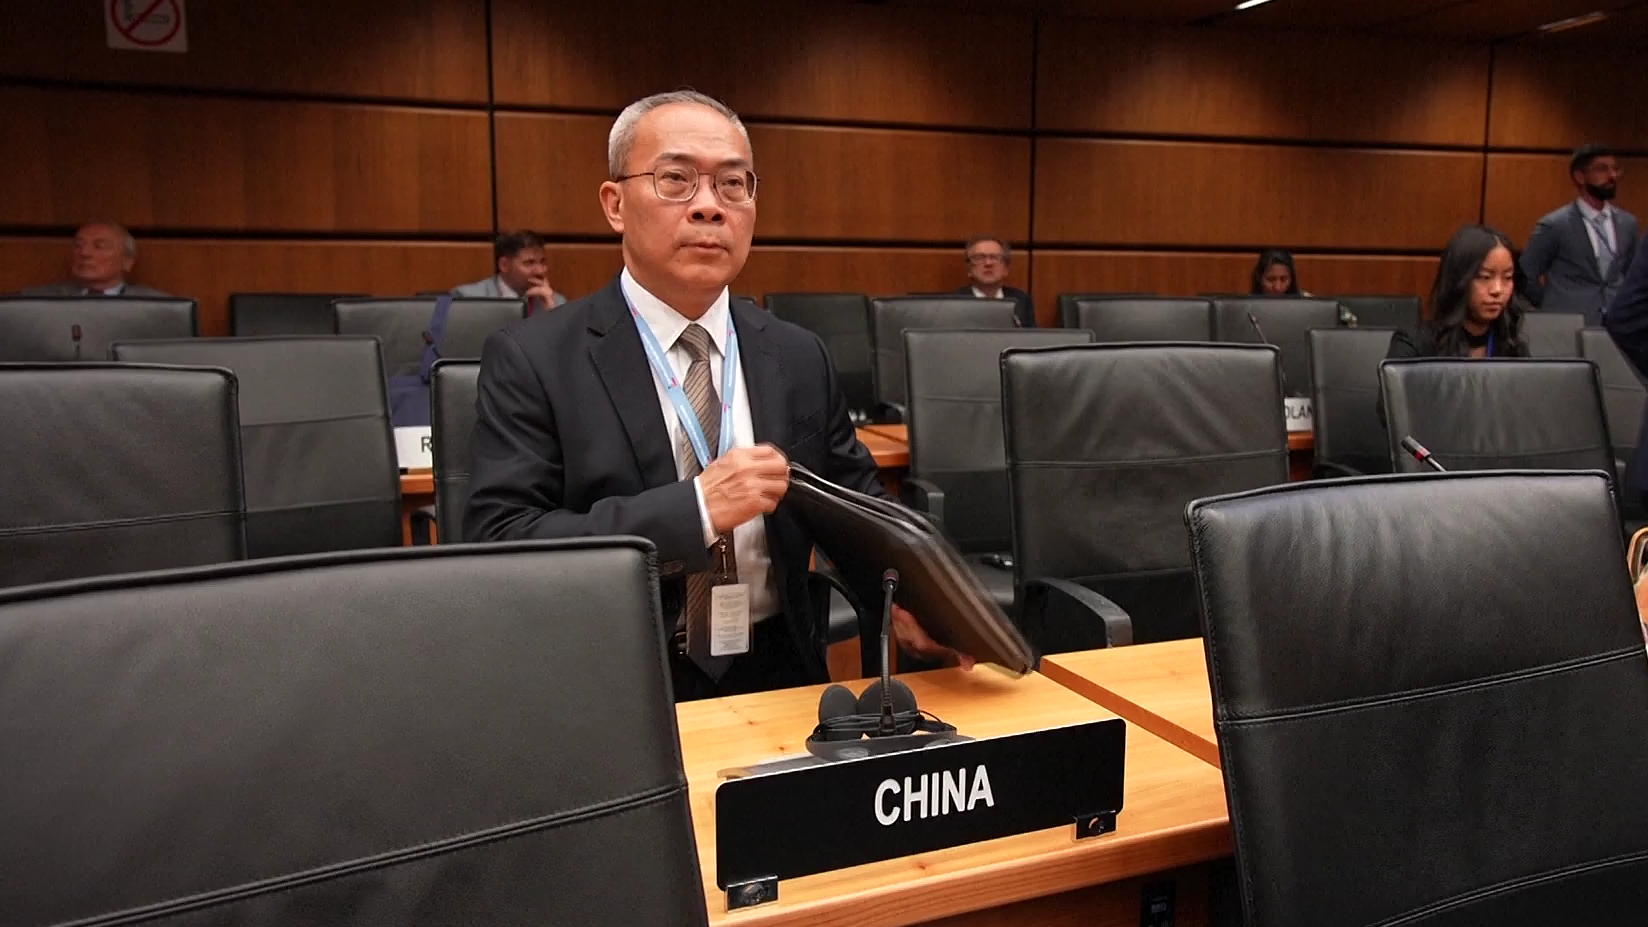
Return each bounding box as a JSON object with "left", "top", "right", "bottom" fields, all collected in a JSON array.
[
  {"left": 954, "top": 285, "right": 1036, "bottom": 328},
  {"left": 1603, "top": 233, "right": 1648, "bottom": 492},
  {"left": 463, "top": 276, "right": 889, "bottom": 681}
]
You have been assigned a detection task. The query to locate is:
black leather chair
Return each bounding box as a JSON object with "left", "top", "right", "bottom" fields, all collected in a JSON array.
[
  {"left": 1579, "top": 328, "right": 1648, "bottom": 493},
  {"left": 0, "top": 296, "right": 197, "bottom": 361},
  {"left": 1380, "top": 359, "right": 1615, "bottom": 485},
  {"left": 765, "top": 293, "right": 875, "bottom": 423},
  {"left": 333, "top": 297, "right": 526, "bottom": 376},
  {"left": 1521, "top": 311, "right": 1585, "bottom": 358},
  {"left": 112, "top": 337, "right": 401, "bottom": 558},
  {"left": 1056, "top": 292, "right": 1153, "bottom": 329},
  {"left": 1002, "top": 343, "right": 1288, "bottom": 650},
  {"left": 1334, "top": 294, "right": 1422, "bottom": 331},
  {"left": 1212, "top": 297, "right": 1342, "bottom": 397},
  {"left": 0, "top": 539, "right": 706, "bottom": 926},
  {"left": 230, "top": 292, "right": 363, "bottom": 336},
  {"left": 869, "top": 296, "right": 1016, "bottom": 420},
  {"left": 1309, "top": 328, "right": 1398, "bottom": 477},
  {"left": 1186, "top": 471, "right": 1648, "bottom": 926},
  {"left": 902, "top": 328, "right": 1095, "bottom": 610},
  {"left": 432, "top": 359, "right": 481, "bottom": 540},
  {"left": 1068, "top": 297, "right": 1213, "bottom": 343},
  {"left": 0, "top": 364, "right": 245, "bottom": 588}
]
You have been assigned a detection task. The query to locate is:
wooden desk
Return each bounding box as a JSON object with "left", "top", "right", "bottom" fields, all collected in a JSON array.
[
  {"left": 395, "top": 427, "right": 912, "bottom": 545},
  {"left": 677, "top": 668, "right": 1230, "bottom": 926},
  {"left": 1287, "top": 431, "right": 1313, "bottom": 482},
  {"left": 860, "top": 423, "right": 908, "bottom": 443},
  {"left": 1040, "top": 640, "right": 1219, "bottom": 769}
]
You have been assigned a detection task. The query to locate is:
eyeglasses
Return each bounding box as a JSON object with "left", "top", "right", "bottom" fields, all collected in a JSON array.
[
  {"left": 967, "top": 253, "right": 1007, "bottom": 266},
  {"left": 615, "top": 166, "right": 758, "bottom": 205}
]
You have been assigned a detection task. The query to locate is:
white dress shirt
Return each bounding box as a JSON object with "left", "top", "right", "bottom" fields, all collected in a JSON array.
[
  {"left": 1577, "top": 198, "right": 1619, "bottom": 269},
  {"left": 620, "top": 268, "right": 778, "bottom": 621}
]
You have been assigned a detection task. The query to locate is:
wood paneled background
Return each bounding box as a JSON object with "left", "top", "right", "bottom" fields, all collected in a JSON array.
[{"left": 1, "top": 0, "right": 1643, "bottom": 332}]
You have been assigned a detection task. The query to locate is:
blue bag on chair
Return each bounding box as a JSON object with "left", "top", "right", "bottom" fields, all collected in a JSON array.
[{"left": 387, "top": 295, "right": 453, "bottom": 428}]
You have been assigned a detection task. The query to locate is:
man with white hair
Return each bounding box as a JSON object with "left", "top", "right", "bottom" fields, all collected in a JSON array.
[
  {"left": 22, "top": 221, "right": 167, "bottom": 296},
  {"left": 463, "top": 90, "right": 968, "bottom": 700}
]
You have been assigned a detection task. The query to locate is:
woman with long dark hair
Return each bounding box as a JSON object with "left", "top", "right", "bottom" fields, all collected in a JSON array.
[
  {"left": 1250, "top": 249, "right": 1303, "bottom": 296},
  {"left": 1387, "top": 225, "right": 1528, "bottom": 359}
]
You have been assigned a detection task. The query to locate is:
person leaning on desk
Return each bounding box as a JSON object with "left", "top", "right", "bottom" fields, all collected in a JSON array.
[{"left": 461, "top": 90, "right": 971, "bottom": 702}]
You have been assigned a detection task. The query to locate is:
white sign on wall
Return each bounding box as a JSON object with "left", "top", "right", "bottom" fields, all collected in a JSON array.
[{"left": 105, "top": 0, "right": 189, "bottom": 54}]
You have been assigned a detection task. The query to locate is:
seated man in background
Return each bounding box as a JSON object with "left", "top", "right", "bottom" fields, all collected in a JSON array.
[
  {"left": 453, "top": 230, "right": 568, "bottom": 314},
  {"left": 22, "top": 221, "right": 167, "bottom": 297},
  {"left": 956, "top": 236, "right": 1035, "bottom": 327}
]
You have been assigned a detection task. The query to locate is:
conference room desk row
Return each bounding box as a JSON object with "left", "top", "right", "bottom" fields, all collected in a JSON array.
[{"left": 684, "top": 664, "right": 1233, "bottom": 926}]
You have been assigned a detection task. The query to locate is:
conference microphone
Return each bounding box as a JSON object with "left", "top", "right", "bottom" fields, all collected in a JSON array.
[
  {"left": 1247, "top": 312, "right": 1295, "bottom": 397},
  {"left": 878, "top": 569, "right": 899, "bottom": 735},
  {"left": 71, "top": 323, "right": 82, "bottom": 361},
  {"left": 1401, "top": 436, "right": 1447, "bottom": 472}
]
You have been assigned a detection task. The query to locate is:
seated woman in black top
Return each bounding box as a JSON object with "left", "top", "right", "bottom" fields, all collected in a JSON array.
[
  {"left": 1387, "top": 225, "right": 1529, "bottom": 360},
  {"left": 1251, "top": 249, "right": 1305, "bottom": 296}
]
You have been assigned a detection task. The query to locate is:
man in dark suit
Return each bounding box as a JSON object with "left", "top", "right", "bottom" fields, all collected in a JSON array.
[
  {"left": 955, "top": 236, "right": 1035, "bottom": 327},
  {"left": 1604, "top": 232, "right": 1648, "bottom": 504},
  {"left": 464, "top": 91, "right": 966, "bottom": 700},
  {"left": 1521, "top": 144, "right": 1639, "bottom": 327}
]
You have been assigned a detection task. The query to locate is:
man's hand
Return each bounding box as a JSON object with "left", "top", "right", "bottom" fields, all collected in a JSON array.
[
  {"left": 891, "top": 605, "right": 975, "bottom": 670},
  {"left": 524, "top": 281, "right": 559, "bottom": 309},
  {"left": 700, "top": 444, "right": 789, "bottom": 535}
]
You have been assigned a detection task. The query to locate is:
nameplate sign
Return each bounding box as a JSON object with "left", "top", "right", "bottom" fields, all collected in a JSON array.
[
  {"left": 715, "top": 719, "right": 1125, "bottom": 903},
  {"left": 394, "top": 427, "right": 433, "bottom": 470},
  {"left": 1284, "top": 396, "right": 1313, "bottom": 434}
]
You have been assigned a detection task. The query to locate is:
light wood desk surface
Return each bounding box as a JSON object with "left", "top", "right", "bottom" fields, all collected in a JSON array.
[
  {"left": 860, "top": 423, "right": 908, "bottom": 442},
  {"left": 1041, "top": 640, "right": 1219, "bottom": 769},
  {"left": 676, "top": 667, "right": 1230, "bottom": 926}
]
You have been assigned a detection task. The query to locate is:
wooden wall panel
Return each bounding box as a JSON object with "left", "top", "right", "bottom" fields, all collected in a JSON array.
[
  {"left": 1488, "top": 45, "right": 1648, "bottom": 149},
  {"left": 0, "top": 88, "right": 492, "bottom": 234},
  {"left": 0, "top": 238, "right": 493, "bottom": 337},
  {"left": 489, "top": 0, "right": 1032, "bottom": 128},
  {"left": 1483, "top": 154, "right": 1648, "bottom": 245},
  {"left": 1037, "top": 22, "right": 1491, "bottom": 146},
  {"left": 0, "top": 1, "right": 488, "bottom": 102},
  {"left": 496, "top": 116, "right": 1032, "bottom": 243},
  {"left": 1034, "top": 139, "right": 1482, "bottom": 250},
  {"left": 737, "top": 248, "right": 967, "bottom": 300},
  {"left": 1031, "top": 252, "right": 1438, "bottom": 328}
]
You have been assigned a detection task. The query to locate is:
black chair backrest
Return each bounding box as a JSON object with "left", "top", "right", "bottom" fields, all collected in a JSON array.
[
  {"left": 1211, "top": 297, "right": 1342, "bottom": 397},
  {"left": 0, "top": 540, "right": 705, "bottom": 927},
  {"left": 903, "top": 329, "right": 1095, "bottom": 553},
  {"left": 333, "top": 297, "right": 526, "bottom": 376},
  {"left": 1521, "top": 311, "right": 1585, "bottom": 357},
  {"left": 1001, "top": 343, "right": 1288, "bottom": 646},
  {"left": 0, "top": 296, "right": 198, "bottom": 362},
  {"left": 869, "top": 297, "right": 1016, "bottom": 410},
  {"left": 1057, "top": 292, "right": 1153, "bottom": 329},
  {"left": 1380, "top": 359, "right": 1615, "bottom": 484},
  {"left": 0, "top": 363, "right": 245, "bottom": 588},
  {"left": 1186, "top": 471, "right": 1648, "bottom": 927},
  {"left": 111, "top": 337, "right": 401, "bottom": 558},
  {"left": 230, "top": 292, "right": 363, "bottom": 336},
  {"left": 1309, "top": 328, "right": 1398, "bottom": 476},
  {"left": 1334, "top": 294, "right": 1422, "bottom": 331},
  {"left": 1070, "top": 297, "right": 1213, "bottom": 343},
  {"left": 765, "top": 293, "right": 874, "bottom": 416},
  {"left": 432, "top": 360, "right": 482, "bottom": 541},
  {"left": 1579, "top": 328, "right": 1647, "bottom": 482}
]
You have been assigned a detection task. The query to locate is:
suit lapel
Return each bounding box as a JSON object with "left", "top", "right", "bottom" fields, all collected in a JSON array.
[
  {"left": 588, "top": 278, "right": 679, "bottom": 489},
  {"left": 733, "top": 299, "right": 788, "bottom": 449}
]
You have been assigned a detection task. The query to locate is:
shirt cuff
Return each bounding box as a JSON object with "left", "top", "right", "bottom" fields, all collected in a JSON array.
[{"left": 694, "top": 476, "right": 717, "bottom": 548}]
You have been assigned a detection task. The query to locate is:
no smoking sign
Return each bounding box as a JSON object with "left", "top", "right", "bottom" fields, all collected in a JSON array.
[{"left": 105, "top": 0, "right": 189, "bottom": 53}]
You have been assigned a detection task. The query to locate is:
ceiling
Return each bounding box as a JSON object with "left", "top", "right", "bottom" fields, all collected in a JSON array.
[{"left": 898, "top": 0, "right": 1648, "bottom": 43}]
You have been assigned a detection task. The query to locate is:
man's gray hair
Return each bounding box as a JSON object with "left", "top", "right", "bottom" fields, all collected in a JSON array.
[
  {"left": 82, "top": 219, "right": 137, "bottom": 257},
  {"left": 607, "top": 90, "right": 751, "bottom": 179}
]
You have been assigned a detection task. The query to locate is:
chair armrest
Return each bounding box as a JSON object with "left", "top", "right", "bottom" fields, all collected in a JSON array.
[
  {"left": 409, "top": 509, "right": 437, "bottom": 546},
  {"left": 805, "top": 569, "right": 866, "bottom": 646},
  {"left": 872, "top": 402, "right": 906, "bottom": 425},
  {"left": 1020, "top": 577, "right": 1134, "bottom": 653},
  {"left": 1312, "top": 461, "right": 1365, "bottom": 480},
  {"left": 899, "top": 477, "right": 945, "bottom": 531}
]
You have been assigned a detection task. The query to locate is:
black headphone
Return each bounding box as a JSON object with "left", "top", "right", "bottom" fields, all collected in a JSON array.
[{"left": 807, "top": 677, "right": 956, "bottom": 743}]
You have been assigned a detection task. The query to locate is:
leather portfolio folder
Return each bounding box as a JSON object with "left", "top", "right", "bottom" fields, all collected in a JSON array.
[{"left": 785, "top": 463, "right": 1035, "bottom": 675}]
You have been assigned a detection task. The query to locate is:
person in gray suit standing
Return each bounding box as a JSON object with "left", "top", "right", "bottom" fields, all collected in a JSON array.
[
  {"left": 21, "top": 220, "right": 168, "bottom": 297},
  {"left": 452, "top": 230, "right": 569, "bottom": 314},
  {"left": 1519, "top": 144, "right": 1638, "bottom": 326}
]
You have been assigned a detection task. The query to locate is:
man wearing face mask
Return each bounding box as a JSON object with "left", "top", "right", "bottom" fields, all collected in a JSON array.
[{"left": 1520, "top": 144, "right": 1640, "bottom": 326}]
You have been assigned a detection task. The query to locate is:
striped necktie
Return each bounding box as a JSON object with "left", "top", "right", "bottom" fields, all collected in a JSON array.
[{"left": 676, "top": 323, "right": 737, "bottom": 681}]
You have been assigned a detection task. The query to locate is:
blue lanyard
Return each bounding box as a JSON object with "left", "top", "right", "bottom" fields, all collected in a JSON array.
[
  {"left": 1486, "top": 332, "right": 1495, "bottom": 357},
  {"left": 628, "top": 301, "right": 739, "bottom": 469}
]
